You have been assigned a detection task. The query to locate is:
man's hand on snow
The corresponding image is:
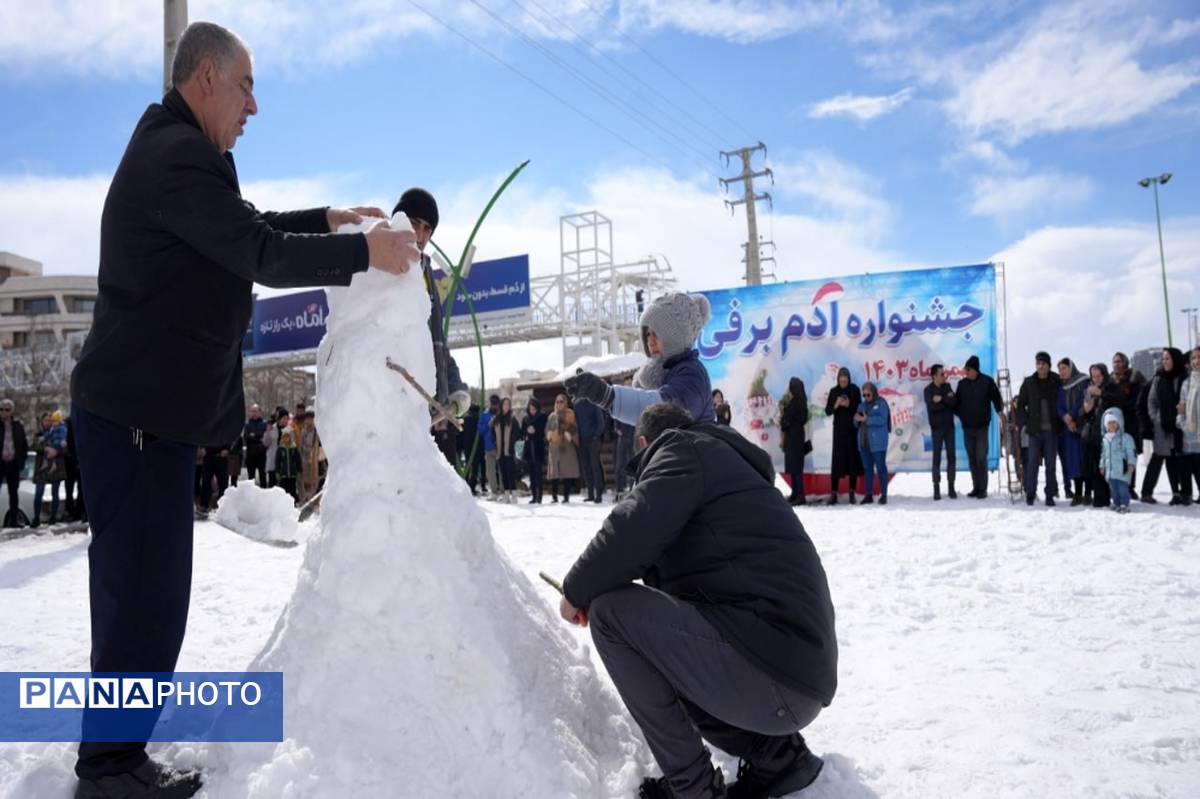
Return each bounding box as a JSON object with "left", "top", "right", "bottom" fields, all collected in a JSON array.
[
  {"left": 565, "top": 372, "right": 613, "bottom": 409},
  {"left": 559, "top": 596, "right": 588, "bottom": 628},
  {"left": 326, "top": 206, "right": 386, "bottom": 232},
  {"left": 449, "top": 390, "right": 471, "bottom": 419},
  {"left": 364, "top": 223, "right": 419, "bottom": 275}
]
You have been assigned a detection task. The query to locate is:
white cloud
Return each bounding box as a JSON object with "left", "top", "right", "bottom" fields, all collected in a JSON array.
[
  {"left": 994, "top": 220, "right": 1200, "bottom": 372},
  {"left": 808, "top": 87, "right": 913, "bottom": 122},
  {"left": 943, "top": 3, "right": 1200, "bottom": 145},
  {"left": 968, "top": 172, "right": 1095, "bottom": 222}
]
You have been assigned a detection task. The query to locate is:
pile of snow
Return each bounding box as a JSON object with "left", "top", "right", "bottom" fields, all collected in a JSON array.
[
  {"left": 201, "top": 214, "right": 647, "bottom": 797},
  {"left": 558, "top": 351, "right": 648, "bottom": 381},
  {"left": 213, "top": 484, "right": 300, "bottom": 546}
]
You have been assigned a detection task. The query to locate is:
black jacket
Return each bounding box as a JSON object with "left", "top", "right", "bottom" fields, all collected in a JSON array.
[
  {"left": 953, "top": 372, "right": 1003, "bottom": 430},
  {"left": 1017, "top": 372, "right": 1063, "bottom": 436},
  {"left": 243, "top": 417, "right": 268, "bottom": 455},
  {"left": 1112, "top": 370, "right": 1146, "bottom": 445},
  {"left": 71, "top": 89, "right": 369, "bottom": 446},
  {"left": 520, "top": 407, "right": 548, "bottom": 464},
  {"left": 563, "top": 423, "right": 838, "bottom": 705},
  {"left": 422, "top": 255, "right": 466, "bottom": 406},
  {"left": 923, "top": 382, "right": 957, "bottom": 432},
  {"left": 1, "top": 419, "right": 29, "bottom": 468},
  {"left": 780, "top": 379, "right": 809, "bottom": 475}
]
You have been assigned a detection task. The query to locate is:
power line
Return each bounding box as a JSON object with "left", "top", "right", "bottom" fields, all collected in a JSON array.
[
  {"left": 404, "top": 0, "right": 684, "bottom": 176},
  {"left": 514, "top": 0, "right": 730, "bottom": 154},
  {"left": 581, "top": 0, "right": 757, "bottom": 143},
  {"left": 465, "top": 0, "right": 720, "bottom": 180}
]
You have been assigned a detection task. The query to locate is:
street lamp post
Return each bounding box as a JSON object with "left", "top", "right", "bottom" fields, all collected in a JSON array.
[{"left": 1138, "top": 172, "right": 1173, "bottom": 347}]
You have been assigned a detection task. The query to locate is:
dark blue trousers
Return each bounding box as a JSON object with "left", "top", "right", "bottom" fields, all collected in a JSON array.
[{"left": 73, "top": 405, "right": 197, "bottom": 780}]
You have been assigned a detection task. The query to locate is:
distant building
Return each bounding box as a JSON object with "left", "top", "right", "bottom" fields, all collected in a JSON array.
[{"left": 0, "top": 251, "right": 97, "bottom": 349}]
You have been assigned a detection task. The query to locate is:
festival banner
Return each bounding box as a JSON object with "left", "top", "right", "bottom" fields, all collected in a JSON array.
[
  {"left": 432, "top": 254, "right": 531, "bottom": 335},
  {"left": 698, "top": 264, "right": 999, "bottom": 474},
  {"left": 246, "top": 289, "right": 328, "bottom": 356}
]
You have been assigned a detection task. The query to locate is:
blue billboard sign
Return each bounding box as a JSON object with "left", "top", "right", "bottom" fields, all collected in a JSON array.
[{"left": 246, "top": 289, "right": 328, "bottom": 356}]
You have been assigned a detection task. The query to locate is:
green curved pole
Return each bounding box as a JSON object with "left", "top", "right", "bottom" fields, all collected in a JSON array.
[{"left": 430, "top": 159, "right": 531, "bottom": 477}]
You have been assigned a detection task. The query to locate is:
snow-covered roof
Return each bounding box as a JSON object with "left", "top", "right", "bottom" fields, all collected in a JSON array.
[{"left": 557, "top": 352, "right": 648, "bottom": 381}]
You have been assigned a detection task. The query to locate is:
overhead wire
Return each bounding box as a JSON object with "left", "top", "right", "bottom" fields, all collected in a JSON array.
[
  {"left": 465, "top": 0, "right": 720, "bottom": 181},
  {"left": 580, "top": 0, "right": 758, "bottom": 144},
  {"left": 514, "top": 0, "right": 730, "bottom": 154},
  {"left": 404, "top": 0, "right": 685, "bottom": 177}
]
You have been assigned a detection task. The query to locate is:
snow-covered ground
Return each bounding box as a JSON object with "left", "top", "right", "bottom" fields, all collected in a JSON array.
[{"left": 2, "top": 473, "right": 1198, "bottom": 798}]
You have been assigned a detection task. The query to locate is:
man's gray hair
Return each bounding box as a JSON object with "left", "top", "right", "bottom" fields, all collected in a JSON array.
[{"left": 170, "top": 21, "right": 250, "bottom": 88}]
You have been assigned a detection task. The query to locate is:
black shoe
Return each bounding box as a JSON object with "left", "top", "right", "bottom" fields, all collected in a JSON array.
[
  {"left": 1140, "top": 494, "right": 1158, "bottom": 504},
  {"left": 860, "top": 495, "right": 874, "bottom": 505},
  {"left": 826, "top": 494, "right": 838, "bottom": 506},
  {"left": 848, "top": 493, "right": 857, "bottom": 505},
  {"left": 728, "top": 734, "right": 823, "bottom": 799},
  {"left": 1026, "top": 496, "right": 1035, "bottom": 506},
  {"left": 1070, "top": 495, "right": 1084, "bottom": 507},
  {"left": 1046, "top": 497, "right": 1056, "bottom": 507},
  {"left": 76, "top": 761, "right": 202, "bottom": 799},
  {"left": 933, "top": 483, "right": 941, "bottom": 501},
  {"left": 792, "top": 496, "right": 807, "bottom": 506},
  {"left": 879, "top": 495, "right": 888, "bottom": 505},
  {"left": 1064, "top": 486, "right": 1074, "bottom": 499},
  {"left": 639, "top": 767, "right": 725, "bottom": 799},
  {"left": 975, "top": 491, "right": 987, "bottom": 499},
  {"left": 1169, "top": 495, "right": 1183, "bottom": 506},
  {"left": 551, "top": 496, "right": 559, "bottom": 503},
  {"left": 948, "top": 485, "right": 958, "bottom": 499}
]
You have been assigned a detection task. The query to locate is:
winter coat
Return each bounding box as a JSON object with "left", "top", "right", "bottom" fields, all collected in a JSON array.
[
  {"left": 1057, "top": 368, "right": 1089, "bottom": 481},
  {"left": 478, "top": 409, "right": 498, "bottom": 452},
  {"left": 854, "top": 397, "right": 890, "bottom": 454},
  {"left": 1112, "top": 369, "right": 1146, "bottom": 448},
  {"left": 954, "top": 372, "right": 1003, "bottom": 430},
  {"left": 923, "top": 381, "right": 957, "bottom": 432},
  {"left": 1179, "top": 373, "right": 1200, "bottom": 454},
  {"left": 243, "top": 417, "right": 267, "bottom": 455},
  {"left": 609, "top": 349, "right": 715, "bottom": 426},
  {"left": 460, "top": 405, "right": 482, "bottom": 459},
  {"left": 35, "top": 422, "right": 68, "bottom": 484},
  {"left": 1017, "top": 372, "right": 1063, "bottom": 436},
  {"left": 275, "top": 444, "right": 302, "bottom": 481},
  {"left": 545, "top": 409, "right": 581, "bottom": 480},
  {"left": 824, "top": 382, "right": 863, "bottom": 477},
  {"left": 1099, "top": 409, "right": 1137, "bottom": 484},
  {"left": 264, "top": 423, "right": 280, "bottom": 473},
  {"left": 575, "top": 399, "right": 606, "bottom": 442},
  {"left": 1077, "top": 378, "right": 1123, "bottom": 483},
  {"left": 1147, "top": 351, "right": 1187, "bottom": 457},
  {"left": 70, "top": 89, "right": 369, "bottom": 447},
  {"left": 0, "top": 419, "right": 29, "bottom": 467},
  {"left": 520, "top": 407, "right": 548, "bottom": 464},
  {"left": 715, "top": 403, "right": 732, "bottom": 426},
  {"left": 490, "top": 412, "right": 520, "bottom": 458},
  {"left": 779, "top": 379, "right": 809, "bottom": 475},
  {"left": 563, "top": 422, "right": 837, "bottom": 704}
]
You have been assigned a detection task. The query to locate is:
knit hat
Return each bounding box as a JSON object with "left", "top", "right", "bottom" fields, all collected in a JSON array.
[
  {"left": 965, "top": 355, "right": 980, "bottom": 372},
  {"left": 640, "top": 292, "right": 711, "bottom": 358},
  {"left": 1035, "top": 351, "right": 1051, "bottom": 365},
  {"left": 393, "top": 188, "right": 439, "bottom": 231}
]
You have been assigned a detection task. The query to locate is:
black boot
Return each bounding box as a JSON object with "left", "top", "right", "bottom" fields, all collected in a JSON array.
[
  {"left": 75, "top": 760, "right": 202, "bottom": 799},
  {"left": 826, "top": 493, "right": 838, "bottom": 506},
  {"left": 640, "top": 767, "right": 724, "bottom": 799},
  {"left": 933, "top": 482, "right": 941, "bottom": 501},
  {"left": 947, "top": 481, "right": 957, "bottom": 499},
  {"left": 728, "top": 733, "right": 823, "bottom": 799},
  {"left": 848, "top": 491, "right": 857, "bottom": 505}
]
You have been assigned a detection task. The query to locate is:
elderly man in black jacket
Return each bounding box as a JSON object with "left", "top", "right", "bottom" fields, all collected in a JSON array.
[
  {"left": 560, "top": 402, "right": 837, "bottom": 799},
  {"left": 1016, "top": 351, "right": 1064, "bottom": 506},
  {"left": 68, "top": 21, "right": 417, "bottom": 799}
]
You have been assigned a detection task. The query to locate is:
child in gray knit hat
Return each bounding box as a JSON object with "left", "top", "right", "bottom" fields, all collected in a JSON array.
[{"left": 566, "top": 292, "right": 716, "bottom": 425}]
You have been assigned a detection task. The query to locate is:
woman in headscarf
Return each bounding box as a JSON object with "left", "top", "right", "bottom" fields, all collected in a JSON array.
[
  {"left": 1177, "top": 346, "right": 1200, "bottom": 501},
  {"left": 520, "top": 397, "right": 548, "bottom": 505},
  {"left": 490, "top": 397, "right": 521, "bottom": 504},
  {"left": 1077, "top": 363, "right": 1122, "bottom": 507},
  {"left": 1148, "top": 346, "right": 1190, "bottom": 505},
  {"left": 566, "top": 292, "right": 714, "bottom": 424},
  {"left": 779, "top": 376, "right": 809, "bottom": 505},
  {"left": 1056, "top": 358, "right": 1089, "bottom": 505},
  {"left": 545, "top": 393, "right": 581, "bottom": 503},
  {"left": 854, "top": 382, "right": 891, "bottom": 504},
  {"left": 824, "top": 367, "right": 862, "bottom": 505},
  {"left": 712, "top": 389, "right": 732, "bottom": 426}
]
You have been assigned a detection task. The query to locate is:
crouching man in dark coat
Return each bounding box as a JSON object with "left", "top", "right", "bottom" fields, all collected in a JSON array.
[{"left": 559, "top": 402, "right": 838, "bottom": 799}]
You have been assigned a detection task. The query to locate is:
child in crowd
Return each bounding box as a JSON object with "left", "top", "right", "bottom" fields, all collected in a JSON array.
[{"left": 1100, "top": 407, "right": 1137, "bottom": 513}]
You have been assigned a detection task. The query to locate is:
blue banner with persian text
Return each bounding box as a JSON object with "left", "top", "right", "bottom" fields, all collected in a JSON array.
[
  {"left": 698, "top": 264, "right": 999, "bottom": 473},
  {"left": 246, "top": 289, "right": 328, "bottom": 356},
  {"left": 432, "top": 254, "right": 530, "bottom": 327}
]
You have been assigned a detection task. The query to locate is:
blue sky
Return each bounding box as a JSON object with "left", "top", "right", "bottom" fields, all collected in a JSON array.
[{"left": 2, "top": 0, "right": 1199, "bottom": 382}]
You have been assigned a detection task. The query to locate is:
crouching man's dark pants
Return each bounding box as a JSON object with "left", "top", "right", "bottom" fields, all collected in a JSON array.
[
  {"left": 589, "top": 584, "right": 822, "bottom": 799},
  {"left": 73, "top": 405, "right": 197, "bottom": 781}
]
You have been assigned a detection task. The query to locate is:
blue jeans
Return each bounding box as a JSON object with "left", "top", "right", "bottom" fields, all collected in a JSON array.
[
  {"left": 33, "top": 480, "right": 61, "bottom": 523},
  {"left": 1108, "top": 478, "right": 1131, "bottom": 508},
  {"left": 859, "top": 449, "right": 888, "bottom": 497}
]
